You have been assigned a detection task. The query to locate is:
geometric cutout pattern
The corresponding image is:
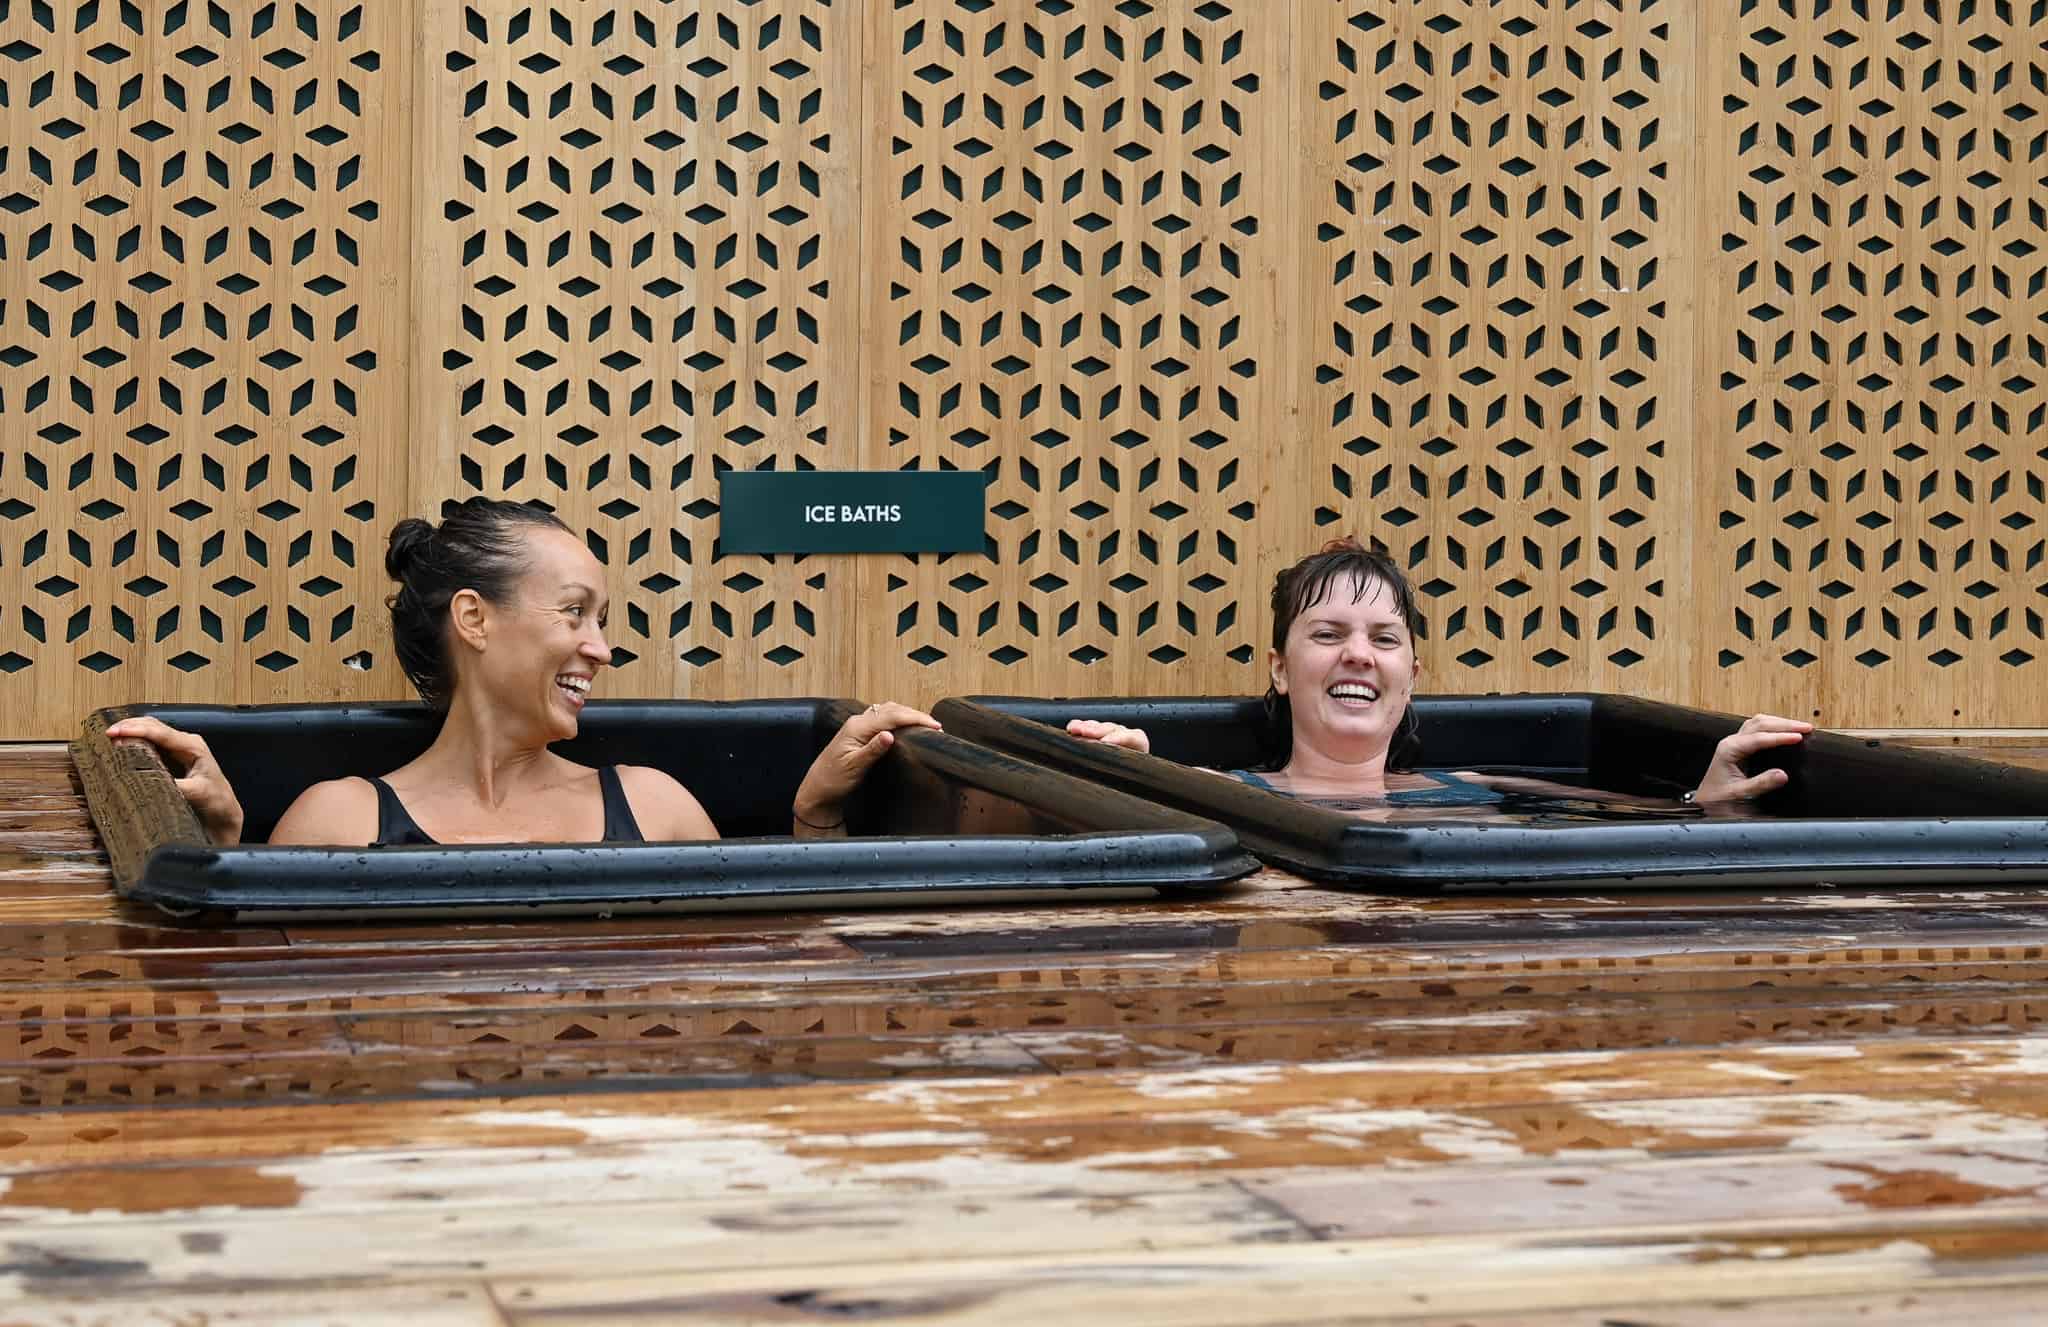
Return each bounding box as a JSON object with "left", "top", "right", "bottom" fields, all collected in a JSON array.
[
  {"left": 864, "top": 0, "right": 1267, "bottom": 696},
  {"left": 5, "top": 0, "right": 2044, "bottom": 734},
  {"left": 1701, "top": 0, "right": 2048, "bottom": 722},
  {"left": 0, "top": 2, "right": 409, "bottom": 733},
  {"left": 1307, "top": 1, "right": 1677, "bottom": 693},
  {"left": 414, "top": 0, "right": 860, "bottom": 698}
]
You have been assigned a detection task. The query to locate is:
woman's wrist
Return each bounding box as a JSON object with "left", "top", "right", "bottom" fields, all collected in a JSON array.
[
  {"left": 792, "top": 790, "right": 845, "bottom": 831},
  {"left": 204, "top": 805, "right": 245, "bottom": 846},
  {"left": 793, "top": 803, "right": 844, "bottom": 830}
]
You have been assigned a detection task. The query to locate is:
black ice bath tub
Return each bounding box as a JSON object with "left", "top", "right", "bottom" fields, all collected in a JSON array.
[
  {"left": 74, "top": 699, "right": 1256, "bottom": 918},
  {"left": 935, "top": 693, "right": 2048, "bottom": 892}
]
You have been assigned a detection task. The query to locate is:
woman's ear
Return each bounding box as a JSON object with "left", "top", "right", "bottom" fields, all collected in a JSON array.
[
  {"left": 1268, "top": 646, "right": 1288, "bottom": 696},
  {"left": 450, "top": 588, "right": 489, "bottom": 652}
]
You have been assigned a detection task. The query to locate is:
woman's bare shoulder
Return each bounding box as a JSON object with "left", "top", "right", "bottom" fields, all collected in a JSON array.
[
  {"left": 613, "top": 764, "right": 719, "bottom": 842},
  {"left": 268, "top": 776, "right": 380, "bottom": 845}
]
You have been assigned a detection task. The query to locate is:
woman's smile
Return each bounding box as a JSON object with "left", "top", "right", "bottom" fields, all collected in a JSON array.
[{"left": 554, "top": 672, "right": 592, "bottom": 710}]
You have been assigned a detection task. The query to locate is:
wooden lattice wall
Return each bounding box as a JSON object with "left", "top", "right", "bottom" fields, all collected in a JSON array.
[{"left": 2, "top": 0, "right": 2043, "bottom": 738}]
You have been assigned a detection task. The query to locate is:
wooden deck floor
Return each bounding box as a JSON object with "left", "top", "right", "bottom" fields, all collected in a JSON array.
[{"left": 8, "top": 740, "right": 2048, "bottom": 1323}]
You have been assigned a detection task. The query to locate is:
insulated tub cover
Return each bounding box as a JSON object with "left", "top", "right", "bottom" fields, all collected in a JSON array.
[
  {"left": 73, "top": 699, "right": 1255, "bottom": 916},
  {"left": 935, "top": 693, "right": 2048, "bottom": 890}
]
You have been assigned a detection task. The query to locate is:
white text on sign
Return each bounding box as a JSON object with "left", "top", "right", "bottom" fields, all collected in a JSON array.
[{"left": 803, "top": 504, "right": 904, "bottom": 523}]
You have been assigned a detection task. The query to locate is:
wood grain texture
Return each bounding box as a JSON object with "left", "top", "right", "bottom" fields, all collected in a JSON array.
[
  {"left": 1692, "top": 1, "right": 2048, "bottom": 724},
  {"left": 411, "top": 0, "right": 866, "bottom": 702},
  {"left": 854, "top": 0, "right": 1280, "bottom": 700},
  {"left": 0, "top": 0, "right": 415, "bottom": 735},
  {"left": 1297, "top": 0, "right": 1696, "bottom": 702},
  {"left": 12, "top": 742, "right": 2048, "bottom": 1321},
  {"left": 8, "top": 2, "right": 2046, "bottom": 735}
]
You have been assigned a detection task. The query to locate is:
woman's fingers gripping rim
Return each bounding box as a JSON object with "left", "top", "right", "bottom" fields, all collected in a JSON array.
[
  {"left": 865, "top": 701, "right": 942, "bottom": 733},
  {"left": 1720, "top": 728, "right": 1808, "bottom": 761},
  {"left": 106, "top": 715, "right": 211, "bottom": 770},
  {"left": 836, "top": 727, "right": 898, "bottom": 779},
  {"left": 1721, "top": 767, "right": 1791, "bottom": 801},
  {"left": 1739, "top": 713, "right": 1816, "bottom": 735}
]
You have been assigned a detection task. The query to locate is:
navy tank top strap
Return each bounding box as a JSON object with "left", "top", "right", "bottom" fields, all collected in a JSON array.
[
  {"left": 368, "top": 776, "right": 437, "bottom": 846},
  {"left": 1384, "top": 771, "right": 1505, "bottom": 807},
  {"left": 1227, "top": 769, "right": 1276, "bottom": 790},
  {"left": 599, "top": 765, "right": 646, "bottom": 843}
]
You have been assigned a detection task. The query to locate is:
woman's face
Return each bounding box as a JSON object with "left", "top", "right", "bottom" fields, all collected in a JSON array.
[
  {"left": 1270, "top": 573, "right": 1419, "bottom": 763},
  {"left": 462, "top": 526, "right": 613, "bottom": 742}
]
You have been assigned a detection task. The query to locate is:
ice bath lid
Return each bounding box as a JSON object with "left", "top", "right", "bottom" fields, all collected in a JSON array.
[{"left": 72, "top": 698, "right": 1256, "bottom": 918}]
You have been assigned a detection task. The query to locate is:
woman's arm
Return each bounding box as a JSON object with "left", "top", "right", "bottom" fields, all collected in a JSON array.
[
  {"left": 1462, "top": 713, "right": 1815, "bottom": 808},
  {"left": 791, "top": 702, "right": 943, "bottom": 838},
  {"left": 614, "top": 766, "right": 720, "bottom": 842},
  {"left": 268, "top": 778, "right": 380, "bottom": 845}
]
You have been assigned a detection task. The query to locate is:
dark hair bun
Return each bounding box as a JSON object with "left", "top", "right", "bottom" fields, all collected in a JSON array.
[
  {"left": 381, "top": 500, "right": 573, "bottom": 708},
  {"left": 385, "top": 518, "right": 435, "bottom": 581}
]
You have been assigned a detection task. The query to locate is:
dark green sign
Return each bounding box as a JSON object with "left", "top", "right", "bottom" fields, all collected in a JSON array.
[{"left": 718, "top": 470, "right": 987, "bottom": 554}]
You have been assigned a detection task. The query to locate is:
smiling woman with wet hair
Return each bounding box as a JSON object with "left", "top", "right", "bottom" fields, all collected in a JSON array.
[
  {"left": 108, "top": 497, "right": 936, "bottom": 846},
  {"left": 1068, "top": 536, "right": 1811, "bottom": 809}
]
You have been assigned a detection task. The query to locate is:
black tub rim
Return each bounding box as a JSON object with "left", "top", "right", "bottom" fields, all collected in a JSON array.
[
  {"left": 72, "top": 697, "right": 1259, "bottom": 917},
  {"left": 935, "top": 692, "right": 2048, "bottom": 891}
]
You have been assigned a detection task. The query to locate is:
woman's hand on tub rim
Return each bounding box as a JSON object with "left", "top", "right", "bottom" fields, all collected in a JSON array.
[
  {"left": 105, "top": 715, "right": 246, "bottom": 845},
  {"left": 1065, "top": 718, "right": 1151, "bottom": 754},
  {"left": 791, "top": 701, "right": 943, "bottom": 836},
  {"left": 1691, "top": 713, "right": 1813, "bottom": 805}
]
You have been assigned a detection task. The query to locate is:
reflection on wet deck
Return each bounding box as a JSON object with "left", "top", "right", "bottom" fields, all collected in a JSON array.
[{"left": 10, "top": 741, "right": 2048, "bottom": 1322}]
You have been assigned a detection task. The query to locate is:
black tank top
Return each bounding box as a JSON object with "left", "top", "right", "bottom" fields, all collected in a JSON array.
[{"left": 367, "top": 766, "right": 646, "bottom": 846}]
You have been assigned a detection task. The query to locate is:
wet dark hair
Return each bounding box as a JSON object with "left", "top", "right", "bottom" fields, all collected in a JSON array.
[
  {"left": 385, "top": 497, "right": 574, "bottom": 707},
  {"left": 1259, "top": 536, "right": 1426, "bottom": 772}
]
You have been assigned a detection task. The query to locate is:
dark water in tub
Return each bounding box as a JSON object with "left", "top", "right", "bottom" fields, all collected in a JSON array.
[{"left": 1289, "top": 768, "right": 1716, "bottom": 825}]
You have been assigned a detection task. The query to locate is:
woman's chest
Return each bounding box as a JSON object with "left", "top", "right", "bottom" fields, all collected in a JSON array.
[{"left": 400, "top": 784, "right": 608, "bottom": 844}]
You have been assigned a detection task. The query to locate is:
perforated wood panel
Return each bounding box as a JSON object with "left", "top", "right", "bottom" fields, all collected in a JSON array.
[
  {"left": 0, "top": 1, "right": 411, "bottom": 736},
  {"left": 5, "top": 0, "right": 2047, "bottom": 737},
  {"left": 413, "top": 0, "right": 863, "bottom": 698},
  {"left": 854, "top": 0, "right": 1278, "bottom": 698},
  {"left": 1696, "top": 0, "right": 2048, "bottom": 725},
  {"left": 1297, "top": 1, "right": 1691, "bottom": 703}
]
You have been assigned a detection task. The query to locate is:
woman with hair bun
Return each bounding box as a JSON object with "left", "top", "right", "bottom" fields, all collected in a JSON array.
[
  {"left": 1068, "top": 536, "right": 1811, "bottom": 811},
  {"left": 109, "top": 497, "right": 936, "bottom": 845}
]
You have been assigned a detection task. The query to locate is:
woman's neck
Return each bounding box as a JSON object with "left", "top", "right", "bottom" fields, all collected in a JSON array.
[
  {"left": 1279, "top": 731, "right": 1392, "bottom": 793},
  {"left": 412, "top": 693, "right": 556, "bottom": 808}
]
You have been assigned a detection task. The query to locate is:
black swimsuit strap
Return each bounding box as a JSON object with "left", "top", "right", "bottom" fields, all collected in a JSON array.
[
  {"left": 368, "top": 776, "right": 437, "bottom": 846},
  {"left": 370, "top": 770, "right": 645, "bottom": 845},
  {"left": 598, "top": 765, "right": 646, "bottom": 843}
]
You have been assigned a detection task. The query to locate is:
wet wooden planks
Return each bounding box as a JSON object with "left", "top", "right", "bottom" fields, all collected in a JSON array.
[
  {"left": 14, "top": 1038, "right": 2048, "bottom": 1320},
  {"left": 11, "top": 919, "right": 2048, "bottom": 1108},
  {"left": 8, "top": 742, "right": 2048, "bottom": 1321}
]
